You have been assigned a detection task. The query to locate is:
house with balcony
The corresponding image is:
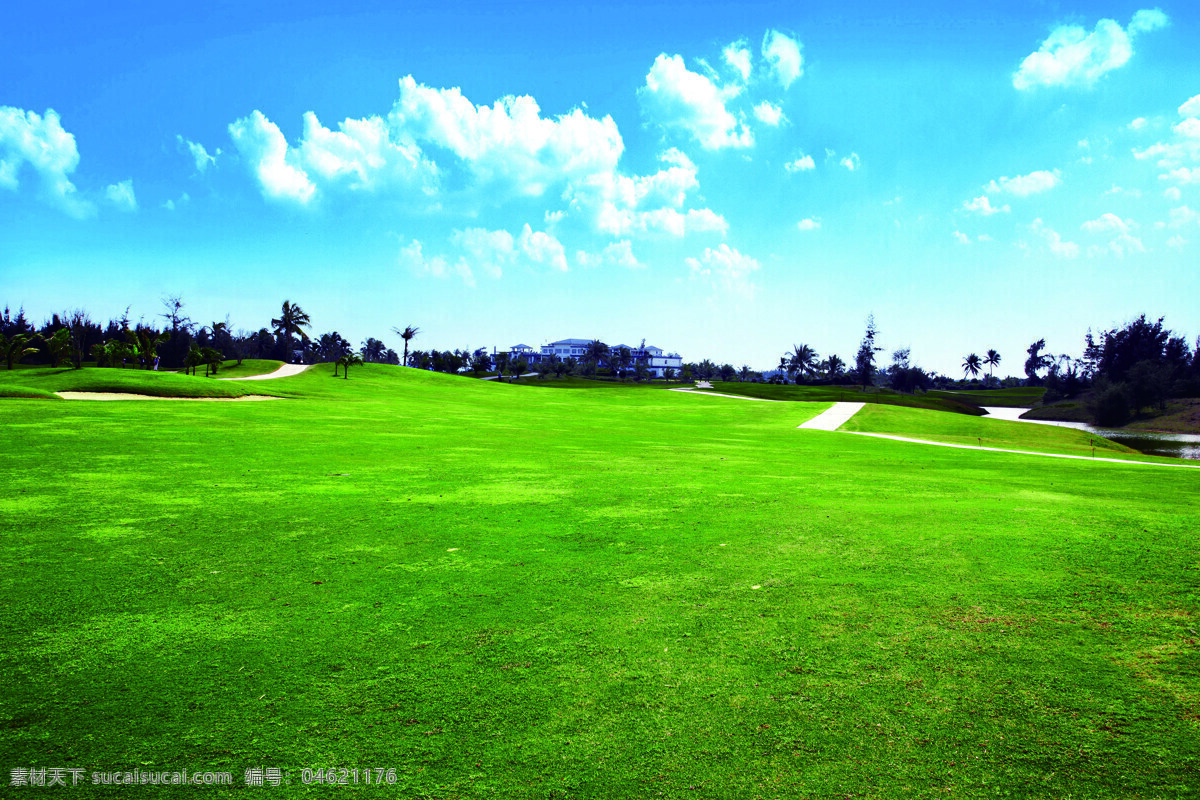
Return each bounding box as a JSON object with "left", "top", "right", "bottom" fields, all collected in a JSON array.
[{"left": 498, "top": 338, "right": 683, "bottom": 378}]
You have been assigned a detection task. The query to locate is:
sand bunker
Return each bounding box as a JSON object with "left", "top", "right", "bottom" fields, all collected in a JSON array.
[
  {"left": 56, "top": 392, "right": 280, "bottom": 401},
  {"left": 220, "top": 363, "right": 311, "bottom": 381}
]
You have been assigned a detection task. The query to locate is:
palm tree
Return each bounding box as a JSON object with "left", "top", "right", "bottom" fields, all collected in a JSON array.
[
  {"left": 611, "top": 347, "right": 632, "bottom": 380},
  {"left": 361, "top": 338, "right": 385, "bottom": 363},
  {"left": 45, "top": 328, "right": 72, "bottom": 368},
  {"left": 128, "top": 327, "right": 169, "bottom": 369},
  {"left": 983, "top": 349, "right": 1001, "bottom": 386},
  {"left": 337, "top": 352, "right": 364, "bottom": 379},
  {"left": 788, "top": 344, "right": 818, "bottom": 384},
  {"left": 824, "top": 354, "right": 845, "bottom": 382},
  {"left": 392, "top": 325, "right": 420, "bottom": 366},
  {"left": 962, "top": 353, "right": 983, "bottom": 381},
  {"left": 1, "top": 333, "right": 39, "bottom": 370},
  {"left": 271, "top": 300, "right": 311, "bottom": 363},
  {"left": 511, "top": 357, "right": 528, "bottom": 382},
  {"left": 585, "top": 339, "right": 610, "bottom": 372},
  {"left": 201, "top": 347, "right": 223, "bottom": 376},
  {"left": 183, "top": 346, "right": 203, "bottom": 376}
]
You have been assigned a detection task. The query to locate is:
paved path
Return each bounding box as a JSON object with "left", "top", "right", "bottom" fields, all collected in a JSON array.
[
  {"left": 843, "top": 431, "right": 1200, "bottom": 470},
  {"left": 220, "top": 363, "right": 311, "bottom": 381},
  {"left": 797, "top": 401, "right": 865, "bottom": 430},
  {"left": 675, "top": 393, "right": 1197, "bottom": 470},
  {"left": 667, "top": 388, "right": 779, "bottom": 403}
]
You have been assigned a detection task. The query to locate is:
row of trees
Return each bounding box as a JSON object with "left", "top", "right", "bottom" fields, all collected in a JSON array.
[{"left": 0, "top": 300, "right": 425, "bottom": 379}]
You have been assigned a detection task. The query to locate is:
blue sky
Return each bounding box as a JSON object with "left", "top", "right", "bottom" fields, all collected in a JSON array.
[{"left": 3, "top": 0, "right": 1198, "bottom": 375}]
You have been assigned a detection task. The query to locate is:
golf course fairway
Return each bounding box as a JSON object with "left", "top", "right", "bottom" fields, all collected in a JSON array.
[{"left": 1, "top": 364, "right": 1197, "bottom": 798}]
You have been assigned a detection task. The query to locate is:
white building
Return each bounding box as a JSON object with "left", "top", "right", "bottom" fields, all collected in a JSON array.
[{"left": 500, "top": 338, "right": 683, "bottom": 378}]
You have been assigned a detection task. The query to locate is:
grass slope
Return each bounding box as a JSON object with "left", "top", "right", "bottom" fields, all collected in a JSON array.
[
  {"left": 0, "top": 367, "right": 294, "bottom": 398},
  {"left": 212, "top": 358, "right": 287, "bottom": 378},
  {"left": 693, "top": 382, "right": 987, "bottom": 416},
  {"left": 927, "top": 387, "right": 1047, "bottom": 408},
  {"left": 2, "top": 366, "right": 1198, "bottom": 798},
  {"left": 838, "top": 404, "right": 1166, "bottom": 462}
]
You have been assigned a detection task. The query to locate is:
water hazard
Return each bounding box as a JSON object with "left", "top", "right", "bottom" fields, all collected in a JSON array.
[{"left": 981, "top": 407, "right": 1200, "bottom": 460}]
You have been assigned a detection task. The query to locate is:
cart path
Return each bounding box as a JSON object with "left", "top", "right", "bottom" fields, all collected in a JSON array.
[
  {"left": 219, "top": 363, "right": 312, "bottom": 381},
  {"left": 673, "top": 395, "right": 1199, "bottom": 470},
  {"left": 843, "top": 431, "right": 1200, "bottom": 469},
  {"left": 666, "top": 388, "right": 779, "bottom": 402},
  {"left": 796, "top": 401, "right": 866, "bottom": 430}
]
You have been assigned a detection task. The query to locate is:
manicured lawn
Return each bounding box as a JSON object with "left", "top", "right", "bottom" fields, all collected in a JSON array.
[
  {"left": 840, "top": 403, "right": 1163, "bottom": 461},
  {"left": 693, "top": 381, "right": 987, "bottom": 416},
  {"left": 2, "top": 366, "right": 1198, "bottom": 798},
  {"left": 213, "top": 358, "right": 289, "bottom": 378},
  {"left": 927, "top": 387, "right": 1047, "bottom": 408},
  {"left": 0, "top": 367, "right": 285, "bottom": 399}
]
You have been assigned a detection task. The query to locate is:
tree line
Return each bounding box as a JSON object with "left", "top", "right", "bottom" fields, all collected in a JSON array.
[{"left": 3, "top": 299, "right": 1196, "bottom": 424}]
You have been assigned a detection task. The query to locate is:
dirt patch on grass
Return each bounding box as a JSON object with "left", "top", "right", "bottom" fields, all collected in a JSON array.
[{"left": 56, "top": 392, "right": 281, "bottom": 401}]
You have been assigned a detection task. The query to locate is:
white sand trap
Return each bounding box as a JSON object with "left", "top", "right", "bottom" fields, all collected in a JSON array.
[
  {"left": 798, "top": 402, "right": 865, "bottom": 430},
  {"left": 57, "top": 392, "right": 280, "bottom": 401},
  {"left": 219, "top": 363, "right": 311, "bottom": 381}
]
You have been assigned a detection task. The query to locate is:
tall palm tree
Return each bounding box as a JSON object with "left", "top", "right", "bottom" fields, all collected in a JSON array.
[
  {"left": 962, "top": 353, "right": 983, "bottom": 381},
  {"left": 788, "top": 343, "right": 818, "bottom": 384},
  {"left": 271, "top": 300, "right": 311, "bottom": 364},
  {"left": 392, "top": 325, "right": 420, "bottom": 366},
  {"left": 586, "top": 339, "right": 610, "bottom": 370},
  {"left": 824, "top": 354, "right": 845, "bottom": 382},
  {"left": 983, "top": 349, "right": 1001, "bottom": 386}
]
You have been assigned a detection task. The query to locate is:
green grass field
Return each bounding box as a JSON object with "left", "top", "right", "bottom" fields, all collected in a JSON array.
[
  {"left": 927, "top": 387, "right": 1047, "bottom": 409},
  {"left": 2, "top": 365, "right": 1198, "bottom": 798},
  {"left": 690, "top": 381, "right": 988, "bottom": 416},
  {"left": 0, "top": 364, "right": 291, "bottom": 399},
  {"left": 840, "top": 404, "right": 1160, "bottom": 461}
]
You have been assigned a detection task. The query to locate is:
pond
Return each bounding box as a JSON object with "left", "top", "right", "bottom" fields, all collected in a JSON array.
[{"left": 982, "top": 407, "right": 1200, "bottom": 460}]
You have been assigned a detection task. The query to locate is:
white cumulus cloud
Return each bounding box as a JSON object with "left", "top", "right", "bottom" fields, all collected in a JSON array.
[
  {"left": 1028, "top": 218, "right": 1079, "bottom": 258},
  {"left": 1013, "top": 9, "right": 1168, "bottom": 90},
  {"left": 576, "top": 240, "right": 642, "bottom": 270},
  {"left": 0, "top": 106, "right": 94, "bottom": 218},
  {"left": 390, "top": 76, "right": 621, "bottom": 195},
  {"left": 785, "top": 155, "right": 815, "bottom": 173},
  {"left": 840, "top": 153, "right": 861, "bottom": 171},
  {"left": 753, "top": 102, "right": 785, "bottom": 127},
  {"left": 451, "top": 227, "right": 515, "bottom": 279},
  {"left": 1081, "top": 213, "right": 1145, "bottom": 257},
  {"left": 796, "top": 218, "right": 820, "bottom": 231},
  {"left": 722, "top": 40, "right": 752, "bottom": 82},
  {"left": 762, "top": 30, "right": 803, "bottom": 89},
  {"left": 517, "top": 224, "right": 568, "bottom": 272},
  {"left": 399, "top": 237, "right": 475, "bottom": 287},
  {"left": 105, "top": 180, "right": 137, "bottom": 212},
  {"left": 1180, "top": 94, "right": 1200, "bottom": 118},
  {"left": 638, "top": 53, "right": 753, "bottom": 150},
  {"left": 177, "top": 135, "right": 219, "bottom": 173},
  {"left": 299, "top": 111, "right": 435, "bottom": 192},
  {"left": 686, "top": 243, "right": 761, "bottom": 299},
  {"left": 986, "top": 169, "right": 1061, "bottom": 196},
  {"left": 228, "top": 110, "right": 316, "bottom": 204},
  {"left": 964, "top": 195, "right": 1010, "bottom": 216},
  {"left": 566, "top": 148, "right": 727, "bottom": 238}
]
